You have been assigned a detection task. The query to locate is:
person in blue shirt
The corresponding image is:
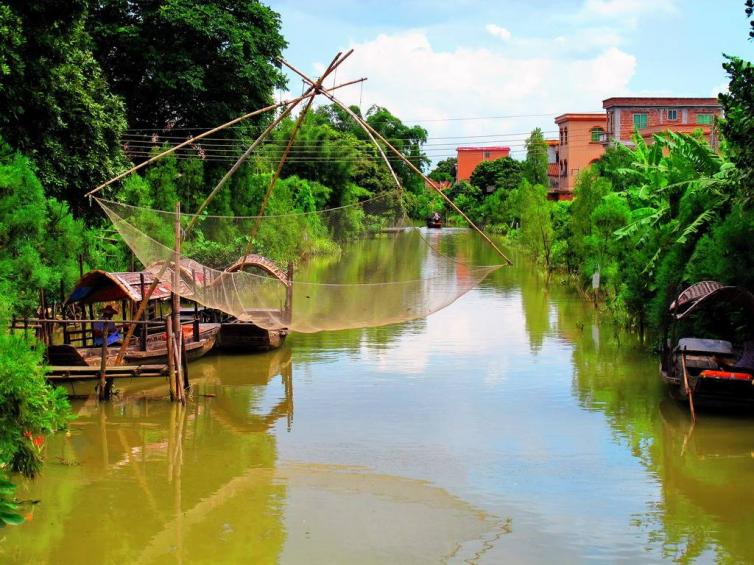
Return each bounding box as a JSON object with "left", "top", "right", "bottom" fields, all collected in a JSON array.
[{"left": 92, "top": 304, "right": 122, "bottom": 346}]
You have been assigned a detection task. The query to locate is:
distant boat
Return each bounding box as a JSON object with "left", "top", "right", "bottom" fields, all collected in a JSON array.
[
  {"left": 426, "top": 214, "right": 442, "bottom": 229},
  {"left": 660, "top": 281, "right": 754, "bottom": 408}
]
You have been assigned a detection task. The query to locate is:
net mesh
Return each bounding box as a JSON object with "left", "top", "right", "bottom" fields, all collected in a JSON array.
[{"left": 97, "top": 193, "right": 504, "bottom": 333}]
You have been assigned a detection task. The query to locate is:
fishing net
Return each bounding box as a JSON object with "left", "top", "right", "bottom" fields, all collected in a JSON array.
[{"left": 96, "top": 191, "right": 505, "bottom": 333}]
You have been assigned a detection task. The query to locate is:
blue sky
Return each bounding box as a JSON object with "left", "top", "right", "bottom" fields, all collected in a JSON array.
[{"left": 268, "top": 1, "right": 752, "bottom": 160}]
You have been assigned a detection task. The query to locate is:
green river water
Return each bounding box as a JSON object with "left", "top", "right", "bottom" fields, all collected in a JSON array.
[{"left": 3, "top": 229, "right": 754, "bottom": 564}]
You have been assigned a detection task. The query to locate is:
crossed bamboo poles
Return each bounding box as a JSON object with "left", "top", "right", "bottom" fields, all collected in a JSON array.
[{"left": 85, "top": 49, "right": 513, "bottom": 382}]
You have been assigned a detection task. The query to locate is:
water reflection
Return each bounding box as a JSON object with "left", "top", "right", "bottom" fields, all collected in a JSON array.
[{"left": 6, "top": 229, "right": 754, "bottom": 563}]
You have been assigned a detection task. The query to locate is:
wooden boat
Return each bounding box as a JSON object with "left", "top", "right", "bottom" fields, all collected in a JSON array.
[
  {"left": 61, "top": 269, "right": 220, "bottom": 365},
  {"left": 216, "top": 320, "right": 287, "bottom": 352},
  {"left": 426, "top": 214, "right": 442, "bottom": 229},
  {"left": 660, "top": 281, "right": 754, "bottom": 408},
  {"left": 210, "top": 254, "right": 292, "bottom": 353}
]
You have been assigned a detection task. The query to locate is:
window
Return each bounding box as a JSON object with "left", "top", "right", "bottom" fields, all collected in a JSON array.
[
  {"left": 633, "top": 113, "right": 648, "bottom": 129},
  {"left": 667, "top": 109, "right": 678, "bottom": 121},
  {"left": 564, "top": 127, "right": 568, "bottom": 145},
  {"left": 483, "top": 151, "right": 490, "bottom": 159},
  {"left": 562, "top": 159, "right": 568, "bottom": 177},
  {"left": 696, "top": 113, "right": 713, "bottom": 125},
  {"left": 590, "top": 127, "right": 605, "bottom": 142}
]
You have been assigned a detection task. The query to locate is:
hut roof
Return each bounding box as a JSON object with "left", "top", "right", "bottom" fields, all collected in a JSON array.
[
  {"left": 65, "top": 269, "right": 193, "bottom": 305},
  {"left": 670, "top": 281, "right": 754, "bottom": 320}
]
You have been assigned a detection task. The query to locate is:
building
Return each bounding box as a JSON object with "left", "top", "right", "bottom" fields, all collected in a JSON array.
[
  {"left": 548, "top": 97, "right": 723, "bottom": 199},
  {"left": 545, "top": 139, "right": 561, "bottom": 198},
  {"left": 553, "top": 113, "right": 607, "bottom": 194},
  {"left": 455, "top": 146, "right": 510, "bottom": 182},
  {"left": 602, "top": 97, "right": 722, "bottom": 146}
]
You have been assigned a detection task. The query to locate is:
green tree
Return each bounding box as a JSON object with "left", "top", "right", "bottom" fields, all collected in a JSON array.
[
  {"left": 0, "top": 1, "right": 127, "bottom": 212},
  {"left": 518, "top": 181, "right": 554, "bottom": 270},
  {"left": 429, "top": 157, "right": 457, "bottom": 183},
  {"left": 719, "top": 55, "right": 754, "bottom": 201},
  {"left": 469, "top": 156, "right": 522, "bottom": 194},
  {"left": 364, "top": 105, "right": 429, "bottom": 194},
  {"left": 89, "top": 0, "right": 287, "bottom": 134},
  {"left": 524, "top": 128, "right": 548, "bottom": 185}
]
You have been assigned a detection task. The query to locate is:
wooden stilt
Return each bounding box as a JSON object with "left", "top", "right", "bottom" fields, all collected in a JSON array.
[
  {"left": 98, "top": 326, "right": 109, "bottom": 401},
  {"left": 173, "top": 201, "right": 185, "bottom": 404},
  {"left": 166, "top": 320, "right": 176, "bottom": 401},
  {"left": 681, "top": 347, "right": 697, "bottom": 423}
]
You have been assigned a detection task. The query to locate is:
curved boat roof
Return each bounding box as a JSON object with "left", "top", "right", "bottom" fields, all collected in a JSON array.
[{"left": 670, "top": 281, "right": 754, "bottom": 320}]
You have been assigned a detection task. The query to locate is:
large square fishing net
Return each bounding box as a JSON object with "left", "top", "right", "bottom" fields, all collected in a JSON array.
[{"left": 96, "top": 192, "right": 505, "bottom": 333}]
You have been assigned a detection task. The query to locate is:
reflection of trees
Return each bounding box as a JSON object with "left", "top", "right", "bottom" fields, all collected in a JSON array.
[
  {"left": 8, "top": 349, "right": 294, "bottom": 563},
  {"left": 519, "top": 267, "right": 551, "bottom": 353},
  {"left": 566, "top": 300, "right": 754, "bottom": 563}
]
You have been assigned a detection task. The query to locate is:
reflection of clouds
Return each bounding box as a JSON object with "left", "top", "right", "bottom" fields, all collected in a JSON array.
[{"left": 362, "top": 288, "right": 529, "bottom": 377}]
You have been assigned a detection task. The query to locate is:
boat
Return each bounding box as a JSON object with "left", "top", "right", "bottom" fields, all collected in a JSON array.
[
  {"left": 60, "top": 269, "right": 220, "bottom": 366},
  {"left": 660, "top": 281, "right": 754, "bottom": 408},
  {"left": 211, "top": 254, "right": 292, "bottom": 353},
  {"left": 426, "top": 213, "right": 442, "bottom": 229}
]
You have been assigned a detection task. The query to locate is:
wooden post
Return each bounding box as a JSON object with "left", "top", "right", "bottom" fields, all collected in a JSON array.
[
  {"left": 173, "top": 201, "right": 185, "bottom": 404},
  {"left": 87, "top": 304, "right": 95, "bottom": 347},
  {"left": 681, "top": 347, "right": 697, "bottom": 423},
  {"left": 192, "top": 270, "right": 199, "bottom": 343},
  {"left": 285, "top": 262, "right": 294, "bottom": 325},
  {"left": 78, "top": 254, "right": 84, "bottom": 278},
  {"left": 181, "top": 335, "right": 190, "bottom": 391},
  {"left": 139, "top": 273, "right": 148, "bottom": 352},
  {"left": 98, "top": 325, "right": 109, "bottom": 401},
  {"left": 166, "top": 320, "right": 176, "bottom": 401}
]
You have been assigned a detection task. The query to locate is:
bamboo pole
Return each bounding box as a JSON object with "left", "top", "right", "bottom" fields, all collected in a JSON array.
[
  {"left": 245, "top": 50, "right": 354, "bottom": 252},
  {"left": 110, "top": 77, "right": 366, "bottom": 366},
  {"left": 98, "top": 326, "right": 109, "bottom": 401},
  {"left": 87, "top": 77, "right": 365, "bottom": 200},
  {"left": 166, "top": 320, "right": 176, "bottom": 401},
  {"left": 173, "top": 201, "right": 185, "bottom": 404},
  {"left": 680, "top": 347, "right": 696, "bottom": 423},
  {"left": 280, "top": 58, "right": 513, "bottom": 265}
]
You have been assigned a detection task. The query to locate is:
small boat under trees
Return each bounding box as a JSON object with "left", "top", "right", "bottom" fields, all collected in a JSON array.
[
  {"left": 660, "top": 281, "right": 754, "bottom": 411},
  {"left": 59, "top": 269, "right": 220, "bottom": 366}
]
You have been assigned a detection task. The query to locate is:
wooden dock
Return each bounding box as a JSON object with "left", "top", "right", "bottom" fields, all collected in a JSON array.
[{"left": 48, "top": 364, "right": 168, "bottom": 399}]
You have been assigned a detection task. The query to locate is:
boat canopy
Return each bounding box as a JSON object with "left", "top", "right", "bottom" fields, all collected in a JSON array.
[
  {"left": 669, "top": 281, "right": 754, "bottom": 320},
  {"left": 65, "top": 270, "right": 178, "bottom": 305}
]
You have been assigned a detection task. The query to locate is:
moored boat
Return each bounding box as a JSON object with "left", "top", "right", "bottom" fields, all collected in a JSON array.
[{"left": 660, "top": 281, "right": 754, "bottom": 408}]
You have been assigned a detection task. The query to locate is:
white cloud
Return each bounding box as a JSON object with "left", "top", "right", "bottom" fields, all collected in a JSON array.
[
  {"left": 314, "top": 30, "right": 635, "bottom": 159},
  {"left": 710, "top": 81, "right": 728, "bottom": 97},
  {"left": 485, "top": 24, "right": 511, "bottom": 41}
]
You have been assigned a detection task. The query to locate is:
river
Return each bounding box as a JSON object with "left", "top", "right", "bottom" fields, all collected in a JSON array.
[{"left": 4, "top": 229, "right": 754, "bottom": 564}]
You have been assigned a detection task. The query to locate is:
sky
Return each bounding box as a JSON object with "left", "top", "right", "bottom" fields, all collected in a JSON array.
[{"left": 267, "top": 0, "right": 752, "bottom": 161}]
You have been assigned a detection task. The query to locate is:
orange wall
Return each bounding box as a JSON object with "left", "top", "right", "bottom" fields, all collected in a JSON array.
[
  {"left": 456, "top": 148, "right": 510, "bottom": 182},
  {"left": 555, "top": 115, "right": 606, "bottom": 192}
]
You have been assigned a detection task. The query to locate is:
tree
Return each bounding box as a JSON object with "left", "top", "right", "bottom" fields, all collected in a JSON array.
[
  {"left": 469, "top": 156, "right": 522, "bottom": 194},
  {"left": 719, "top": 55, "right": 754, "bottom": 201},
  {"left": 0, "top": 1, "right": 127, "bottom": 212},
  {"left": 518, "top": 181, "right": 554, "bottom": 270},
  {"left": 429, "top": 157, "right": 457, "bottom": 183},
  {"left": 524, "top": 128, "right": 548, "bottom": 185},
  {"left": 89, "top": 0, "right": 287, "bottom": 133},
  {"left": 364, "top": 105, "right": 429, "bottom": 194}
]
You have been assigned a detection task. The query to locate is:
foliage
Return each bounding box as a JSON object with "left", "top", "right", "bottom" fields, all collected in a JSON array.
[
  {"left": 517, "top": 181, "right": 554, "bottom": 270},
  {"left": 428, "top": 157, "right": 457, "bottom": 183},
  {"left": 0, "top": 332, "right": 71, "bottom": 478},
  {"left": 0, "top": 142, "right": 93, "bottom": 313},
  {"left": 524, "top": 128, "right": 549, "bottom": 185},
  {"left": 89, "top": 0, "right": 287, "bottom": 135},
  {"left": 719, "top": 55, "right": 754, "bottom": 201},
  {"left": 469, "top": 156, "right": 523, "bottom": 194},
  {"left": 0, "top": 1, "right": 127, "bottom": 212}
]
